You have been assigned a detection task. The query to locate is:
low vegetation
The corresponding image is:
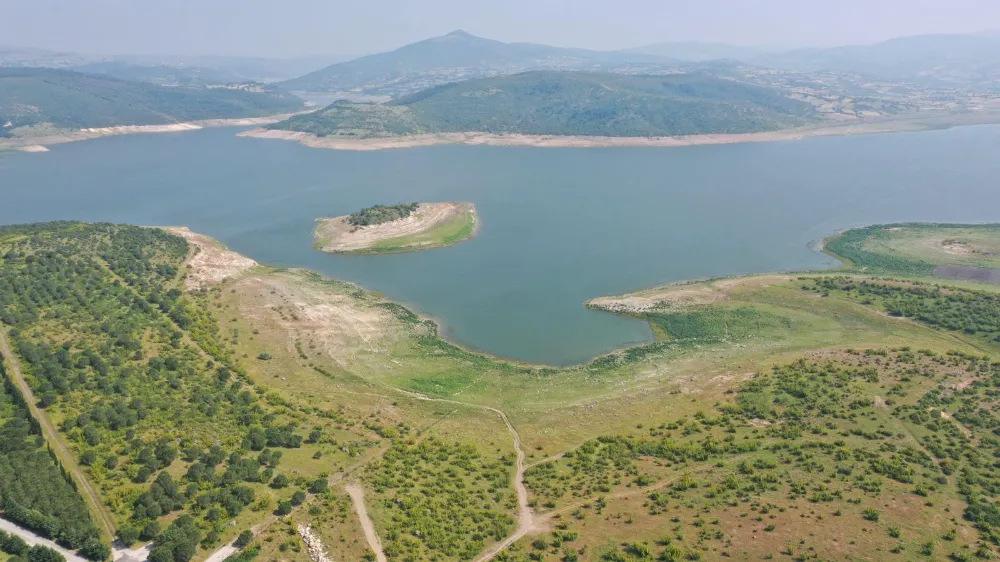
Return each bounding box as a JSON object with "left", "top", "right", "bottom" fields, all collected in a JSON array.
[
  {"left": 364, "top": 436, "right": 516, "bottom": 561},
  {"left": 824, "top": 223, "right": 1000, "bottom": 275},
  {"left": 519, "top": 347, "right": 998, "bottom": 560},
  {"left": 268, "top": 71, "right": 815, "bottom": 139}
]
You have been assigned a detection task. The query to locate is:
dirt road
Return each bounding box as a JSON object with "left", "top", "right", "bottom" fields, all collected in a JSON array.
[
  {"left": 345, "top": 483, "right": 388, "bottom": 562},
  {"left": 0, "top": 333, "right": 117, "bottom": 540},
  {"left": 393, "top": 390, "right": 535, "bottom": 562}
]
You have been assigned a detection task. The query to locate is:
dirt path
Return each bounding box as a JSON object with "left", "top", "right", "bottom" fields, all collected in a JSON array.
[
  {"left": 197, "top": 443, "right": 389, "bottom": 562},
  {"left": 393, "top": 390, "right": 534, "bottom": 562},
  {"left": 0, "top": 332, "right": 117, "bottom": 541},
  {"left": 345, "top": 483, "right": 388, "bottom": 562},
  {"left": 472, "top": 405, "right": 535, "bottom": 562}
]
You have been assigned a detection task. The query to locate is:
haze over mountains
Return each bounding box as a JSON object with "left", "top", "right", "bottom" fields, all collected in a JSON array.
[
  {"left": 277, "top": 30, "right": 672, "bottom": 96},
  {"left": 280, "top": 30, "right": 1000, "bottom": 96},
  {"left": 5, "top": 29, "right": 1000, "bottom": 97}
]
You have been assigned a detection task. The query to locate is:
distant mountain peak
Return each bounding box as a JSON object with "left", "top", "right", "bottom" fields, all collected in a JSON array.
[{"left": 444, "top": 30, "right": 477, "bottom": 39}]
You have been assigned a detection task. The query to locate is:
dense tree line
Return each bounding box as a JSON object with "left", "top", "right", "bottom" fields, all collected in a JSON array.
[
  {"left": 347, "top": 203, "right": 419, "bottom": 227},
  {"left": 0, "top": 354, "right": 106, "bottom": 559}
]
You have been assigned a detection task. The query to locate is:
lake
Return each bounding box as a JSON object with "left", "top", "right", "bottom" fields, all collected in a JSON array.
[{"left": 3, "top": 125, "right": 1000, "bottom": 365}]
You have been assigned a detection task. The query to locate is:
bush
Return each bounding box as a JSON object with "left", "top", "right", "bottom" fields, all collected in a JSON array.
[
  {"left": 235, "top": 531, "right": 254, "bottom": 549},
  {"left": 307, "top": 479, "right": 327, "bottom": 494}
]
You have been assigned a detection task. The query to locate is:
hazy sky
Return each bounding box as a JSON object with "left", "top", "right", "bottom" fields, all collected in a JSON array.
[{"left": 2, "top": 0, "right": 999, "bottom": 57}]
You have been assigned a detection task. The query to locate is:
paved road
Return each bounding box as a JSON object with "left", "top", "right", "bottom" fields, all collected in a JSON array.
[{"left": 0, "top": 517, "right": 88, "bottom": 562}]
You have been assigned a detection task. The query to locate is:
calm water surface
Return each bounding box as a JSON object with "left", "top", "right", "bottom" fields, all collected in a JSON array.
[{"left": 2, "top": 125, "right": 1000, "bottom": 364}]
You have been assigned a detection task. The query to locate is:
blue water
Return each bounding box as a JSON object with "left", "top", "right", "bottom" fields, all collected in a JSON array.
[{"left": 3, "top": 125, "right": 1000, "bottom": 364}]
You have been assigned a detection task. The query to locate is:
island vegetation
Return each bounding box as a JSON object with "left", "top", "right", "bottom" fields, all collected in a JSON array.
[
  {"left": 347, "top": 203, "right": 420, "bottom": 227},
  {"left": 266, "top": 71, "right": 815, "bottom": 140},
  {"left": 4, "top": 220, "right": 1000, "bottom": 562},
  {"left": 313, "top": 202, "right": 477, "bottom": 254}
]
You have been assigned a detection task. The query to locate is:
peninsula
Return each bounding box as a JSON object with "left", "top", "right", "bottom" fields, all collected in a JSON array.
[{"left": 313, "top": 202, "right": 477, "bottom": 254}]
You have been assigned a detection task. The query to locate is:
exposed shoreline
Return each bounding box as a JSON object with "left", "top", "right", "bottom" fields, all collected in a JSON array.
[
  {"left": 0, "top": 111, "right": 308, "bottom": 152},
  {"left": 239, "top": 111, "right": 1000, "bottom": 152}
]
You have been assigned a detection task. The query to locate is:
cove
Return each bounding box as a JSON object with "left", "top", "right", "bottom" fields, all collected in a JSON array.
[{"left": 2, "top": 125, "right": 1000, "bottom": 365}]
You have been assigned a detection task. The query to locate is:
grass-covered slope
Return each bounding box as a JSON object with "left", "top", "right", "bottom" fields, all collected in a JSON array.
[
  {"left": 824, "top": 223, "right": 1000, "bottom": 275},
  {"left": 0, "top": 68, "right": 304, "bottom": 136},
  {"left": 268, "top": 71, "right": 815, "bottom": 139}
]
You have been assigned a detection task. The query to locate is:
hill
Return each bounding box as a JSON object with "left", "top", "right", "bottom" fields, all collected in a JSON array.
[
  {"left": 267, "top": 71, "right": 815, "bottom": 139},
  {"left": 1, "top": 46, "right": 347, "bottom": 84},
  {"left": 625, "top": 41, "right": 769, "bottom": 61},
  {"left": 754, "top": 33, "right": 1000, "bottom": 87},
  {"left": 0, "top": 67, "right": 304, "bottom": 136},
  {"left": 277, "top": 30, "right": 670, "bottom": 96}
]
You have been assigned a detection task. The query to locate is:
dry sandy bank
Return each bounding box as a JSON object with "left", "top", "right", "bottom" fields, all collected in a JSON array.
[
  {"left": 0, "top": 112, "right": 305, "bottom": 151},
  {"left": 314, "top": 202, "right": 476, "bottom": 254}
]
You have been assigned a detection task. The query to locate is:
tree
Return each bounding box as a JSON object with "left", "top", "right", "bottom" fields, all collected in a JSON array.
[
  {"left": 116, "top": 526, "right": 139, "bottom": 547},
  {"left": 234, "top": 531, "right": 254, "bottom": 549},
  {"left": 307, "top": 478, "right": 328, "bottom": 494},
  {"left": 27, "top": 546, "right": 64, "bottom": 562},
  {"left": 274, "top": 501, "right": 292, "bottom": 516},
  {"left": 80, "top": 538, "right": 110, "bottom": 562},
  {"left": 140, "top": 521, "right": 161, "bottom": 541}
]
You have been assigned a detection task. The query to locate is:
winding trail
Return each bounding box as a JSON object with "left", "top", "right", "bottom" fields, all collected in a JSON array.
[
  {"left": 0, "top": 332, "right": 117, "bottom": 541},
  {"left": 394, "top": 391, "right": 535, "bottom": 562},
  {"left": 345, "top": 483, "right": 388, "bottom": 562}
]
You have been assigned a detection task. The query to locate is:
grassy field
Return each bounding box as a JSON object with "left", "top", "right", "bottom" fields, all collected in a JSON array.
[
  {"left": 824, "top": 223, "right": 1000, "bottom": 274},
  {"left": 368, "top": 207, "right": 477, "bottom": 254},
  {"left": 6, "top": 222, "right": 1000, "bottom": 562}
]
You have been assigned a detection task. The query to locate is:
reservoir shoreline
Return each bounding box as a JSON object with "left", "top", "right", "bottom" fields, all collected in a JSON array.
[
  {"left": 239, "top": 111, "right": 1000, "bottom": 152},
  {"left": 0, "top": 111, "right": 309, "bottom": 152}
]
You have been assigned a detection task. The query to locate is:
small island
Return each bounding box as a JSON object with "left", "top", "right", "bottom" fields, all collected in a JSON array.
[{"left": 313, "top": 202, "right": 477, "bottom": 254}]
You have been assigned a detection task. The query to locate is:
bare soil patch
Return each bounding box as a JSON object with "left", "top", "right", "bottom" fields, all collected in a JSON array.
[
  {"left": 588, "top": 275, "right": 792, "bottom": 314},
  {"left": 165, "top": 227, "right": 257, "bottom": 289},
  {"left": 232, "top": 271, "right": 408, "bottom": 366},
  {"left": 314, "top": 202, "right": 475, "bottom": 253}
]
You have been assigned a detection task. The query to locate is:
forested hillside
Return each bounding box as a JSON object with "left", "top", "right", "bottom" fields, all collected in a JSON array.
[
  {"left": 268, "top": 71, "right": 815, "bottom": 139},
  {"left": 0, "top": 68, "right": 304, "bottom": 137},
  {"left": 0, "top": 223, "right": 366, "bottom": 561}
]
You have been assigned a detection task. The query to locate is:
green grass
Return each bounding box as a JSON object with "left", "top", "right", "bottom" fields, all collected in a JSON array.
[
  {"left": 824, "top": 223, "right": 1000, "bottom": 274},
  {"left": 365, "top": 209, "right": 477, "bottom": 254}
]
